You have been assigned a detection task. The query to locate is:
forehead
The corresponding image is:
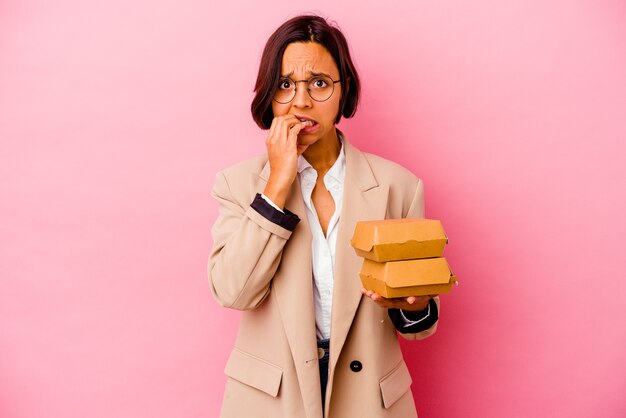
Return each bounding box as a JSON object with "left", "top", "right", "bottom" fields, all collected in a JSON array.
[{"left": 280, "top": 42, "right": 338, "bottom": 76}]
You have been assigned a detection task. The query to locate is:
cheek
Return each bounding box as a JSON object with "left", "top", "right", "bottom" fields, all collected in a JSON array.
[
  {"left": 320, "top": 98, "right": 342, "bottom": 123},
  {"left": 272, "top": 102, "right": 289, "bottom": 117},
  {"left": 329, "top": 88, "right": 343, "bottom": 119}
]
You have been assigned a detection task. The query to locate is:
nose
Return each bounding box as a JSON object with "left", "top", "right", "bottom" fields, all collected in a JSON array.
[{"left": 292, "top": 82, "right": 312, "bottom": 109}]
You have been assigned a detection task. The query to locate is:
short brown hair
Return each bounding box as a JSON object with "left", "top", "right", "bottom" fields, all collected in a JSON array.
[{"left": 251, "top": 15, "right": 361, "bottom": 129}]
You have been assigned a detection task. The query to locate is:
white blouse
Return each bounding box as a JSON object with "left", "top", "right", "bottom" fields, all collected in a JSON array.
[{"left": 261, "top": 136, "right": 430, "bottom": 340}]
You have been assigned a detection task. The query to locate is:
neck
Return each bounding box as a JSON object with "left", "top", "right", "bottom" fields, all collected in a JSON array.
[{"left": 302, "top": 128, "right": 341, "bottom": 174}]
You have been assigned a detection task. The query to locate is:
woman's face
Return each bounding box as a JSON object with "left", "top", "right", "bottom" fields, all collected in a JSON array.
[{"left": 271, "top": 42, "right": 342, "bottom": 149}]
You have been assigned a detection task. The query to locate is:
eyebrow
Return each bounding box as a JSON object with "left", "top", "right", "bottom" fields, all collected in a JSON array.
[{"left": 279, "top": 70, "right": 332, "bottom": 79}]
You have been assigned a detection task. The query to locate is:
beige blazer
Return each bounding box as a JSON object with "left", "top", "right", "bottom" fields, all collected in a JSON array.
[{"left": 208, "top": 136, "right": 439, "bottom": 418}]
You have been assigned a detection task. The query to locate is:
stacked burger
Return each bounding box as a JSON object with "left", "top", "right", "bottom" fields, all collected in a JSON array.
[{"left": 350, "top": 218, "right": 458, "bottom": 298}]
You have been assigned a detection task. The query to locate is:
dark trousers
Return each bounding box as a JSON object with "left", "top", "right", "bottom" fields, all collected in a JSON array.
[{"left": 317, "top": 338, "right": 330, "bottom": 414}]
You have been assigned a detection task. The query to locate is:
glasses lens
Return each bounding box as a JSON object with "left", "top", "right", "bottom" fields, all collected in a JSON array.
[
  {"left": 308, "top": 76, "right": 334, "bottom": 102},
  {"left": 274, "top": 78, "right": 295, "bottom": 103}
]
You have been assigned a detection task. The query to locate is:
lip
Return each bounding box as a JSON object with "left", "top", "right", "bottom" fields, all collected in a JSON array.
[
  {"left": 293, "top": 114, "right": 318, "bottom": 124},
  {"left": 293, "top": 114, "right": 319, "bottom": 134},
  {"left": 300, "top": 122, "right": 320, "bottom": 134}
]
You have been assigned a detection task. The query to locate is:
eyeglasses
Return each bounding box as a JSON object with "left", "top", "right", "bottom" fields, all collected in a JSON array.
[{"left": 273, "top": 75, "right": 341, "bottom": 104}]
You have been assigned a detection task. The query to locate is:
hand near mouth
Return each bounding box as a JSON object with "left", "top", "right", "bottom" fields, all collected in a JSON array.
[{"left": 263, "top": 114, "right": 310, "bottom": 208}]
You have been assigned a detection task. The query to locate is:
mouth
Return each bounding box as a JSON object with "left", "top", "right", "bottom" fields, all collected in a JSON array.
[{"left": 295, "top": 115, "right": 318, "bottom": 128}]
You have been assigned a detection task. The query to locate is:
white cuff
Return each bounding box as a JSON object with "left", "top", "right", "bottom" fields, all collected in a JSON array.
[
  {"left": 399, "top": 303, "right": 431, "bottom": 327},
  {"left": 260, "top": 193, "right": 284, "bottom": 213}
]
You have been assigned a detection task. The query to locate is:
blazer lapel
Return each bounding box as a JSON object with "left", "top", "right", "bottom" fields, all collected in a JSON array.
[
  {"left": 252, "top": 163, "right": 322, "bottom": 418},
  {"left": 328, "top": 139, "right": 389, "bottom": 380}
]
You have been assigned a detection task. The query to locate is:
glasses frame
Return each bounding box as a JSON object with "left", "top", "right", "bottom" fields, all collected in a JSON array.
[{"left": 273, "top": 76, "right": 342, "bottom": 104}]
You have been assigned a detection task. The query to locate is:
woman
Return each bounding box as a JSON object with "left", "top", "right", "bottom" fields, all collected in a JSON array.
[{"left": 208, "top": 15, "right": 440, "bottom": 418}]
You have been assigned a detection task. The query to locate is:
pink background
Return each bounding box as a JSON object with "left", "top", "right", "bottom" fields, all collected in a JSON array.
[{"left": 1, "top": 1, "right": 625, "bottom": 417}]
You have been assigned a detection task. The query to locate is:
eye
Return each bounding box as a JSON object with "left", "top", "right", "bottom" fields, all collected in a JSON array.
[
  {"left": 278, "top": 79, "right": 294, "bottom": 90},
  {"left": 311, "top": 77, "right": 329, "bottom": 89}
]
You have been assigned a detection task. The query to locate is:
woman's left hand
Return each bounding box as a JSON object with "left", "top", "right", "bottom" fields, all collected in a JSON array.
[{"left": 361, "top": 288, "right": 433, "bottom": 311}]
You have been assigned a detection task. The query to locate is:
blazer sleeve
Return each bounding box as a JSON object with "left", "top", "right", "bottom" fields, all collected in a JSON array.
[
  {"left": 208, "top": 171, "right": 298, "bottom": 311},
  {"left": 393, "top": 178, "right": 441, "bottom": 341}
]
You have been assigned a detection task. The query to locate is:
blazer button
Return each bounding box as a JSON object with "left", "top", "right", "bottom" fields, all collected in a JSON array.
[{"left": 350, "top": 360, "right": 362, "bottom": 372}]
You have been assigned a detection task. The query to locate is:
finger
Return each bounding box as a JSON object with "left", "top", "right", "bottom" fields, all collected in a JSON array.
[
  {"left": 268, "top": 115, "right": 295, "bottom": 143},
  {"left": 373, "top": 300, "right": 388, "bottom": 309},
  {"left": 288, "top": 122, "right": 305, "bottom": 143},
  {"left": 276, "top": 120, "right": 301, "bottom": 148},
  {"left": 276, "top": 115, "right": 300, "bottom": 134},
  {"left": 406, "top": 296, "right": 416, "bottom": 305},
  {"left": 361, "top": 288, "right": 374, "bottom": 297},
  {"left": 268, "top": 117, "right": 280, "bottom": 142},
  {"left": 376, "top": 297, "right": 392, "bottom": 309}
]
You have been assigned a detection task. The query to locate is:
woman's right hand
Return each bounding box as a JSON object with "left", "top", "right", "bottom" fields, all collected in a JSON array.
[{"left": 263, "top": 115, "right": 309, "bottom": 208}]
